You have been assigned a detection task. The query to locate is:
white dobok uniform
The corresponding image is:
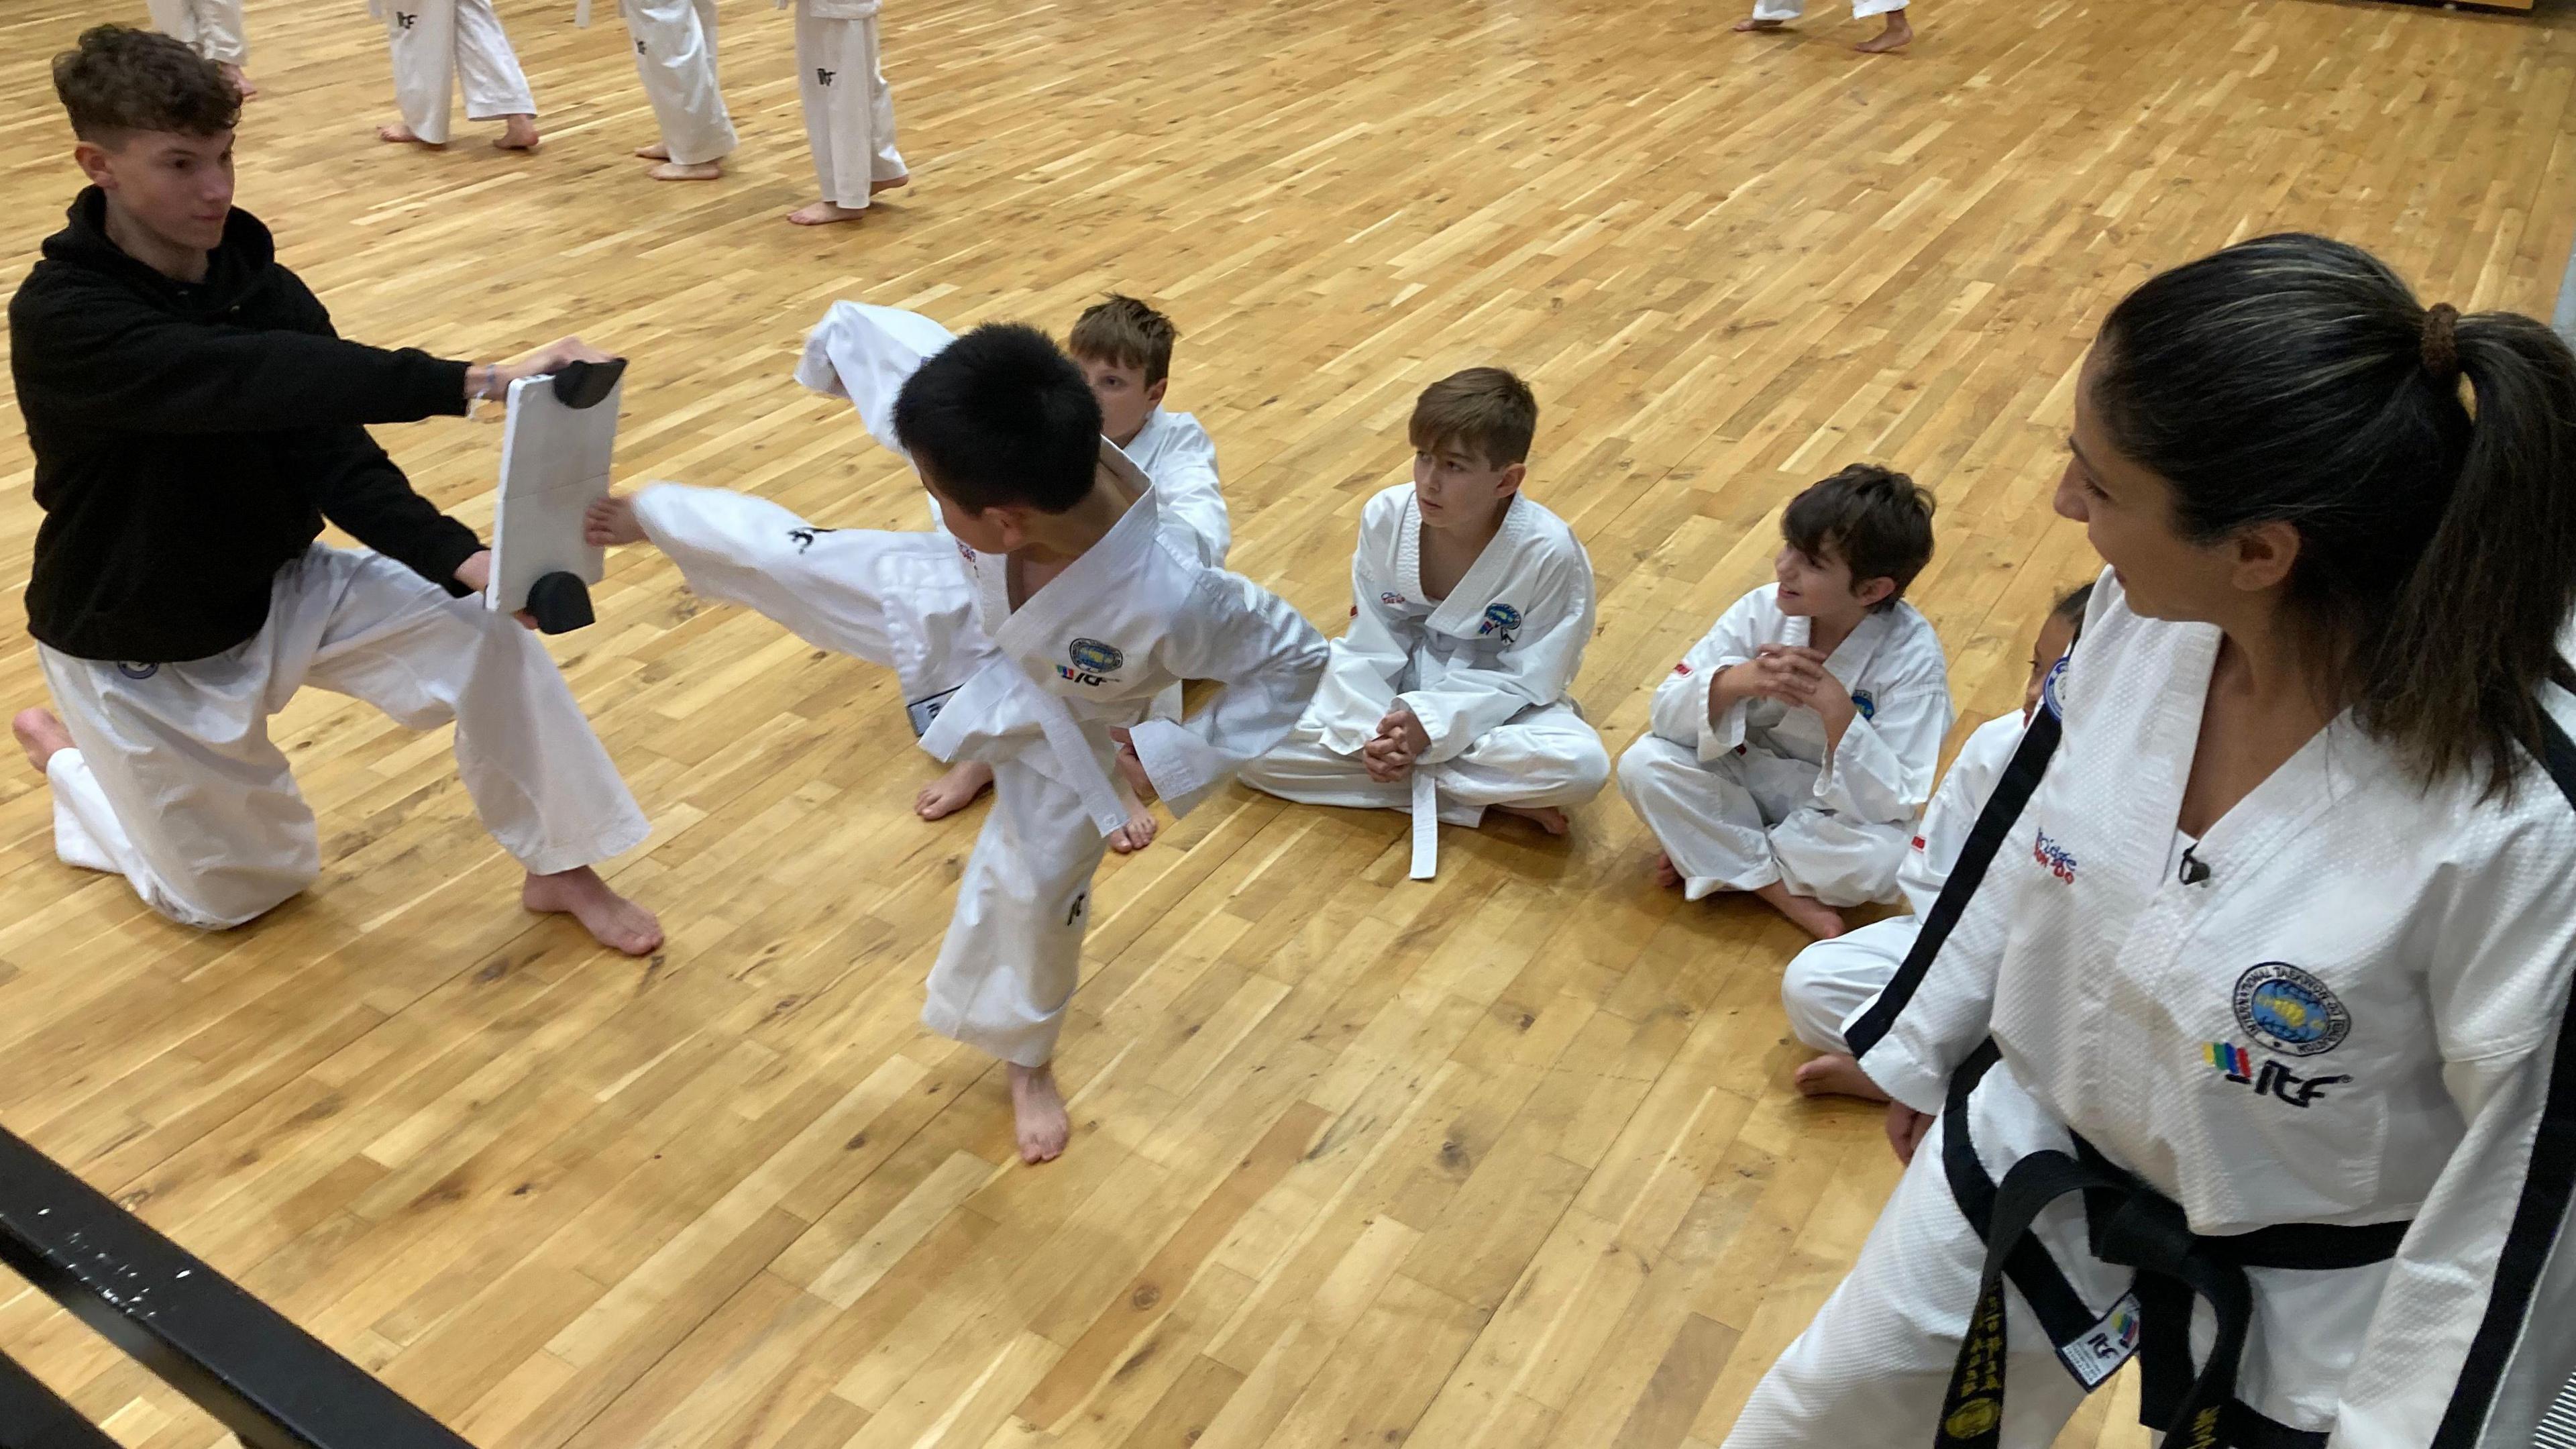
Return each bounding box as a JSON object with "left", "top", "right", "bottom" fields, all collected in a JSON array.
[
  {"left": 1619, "top": 583, "right": 1952, "bottom": 907},
  {"left": 146, "top": 0, "right": 249, "bottom": 66},
  {"left": 786, "top": 0, "right": 906, "bottom": 209},
  {"left": 619, "top": 0, "right": 737, "bottom": 166},
  {"left": 1782, "top": 709, "right": 2024, "bottom": 1055},
  {"left": 38, "top": 546, "right": 650, "bottom": 929},
  {"left": 631, "top": 460, "right": 1323, "bottom": 1068},
  {"left": 796, "top": 301, "right": 1230, "bottom": 722},
  {"left": 1751, "top": 0, "right": 1909, "bottom": 21},
  {"left": 376, "top": 0, "right": 537, "bottom": 146},
  {"left": 1238, "top": 483, "right": 1608, "bottom": 878},
  {"left": 1727, "top": 570, "right": 2576, "bottom": 1449}
]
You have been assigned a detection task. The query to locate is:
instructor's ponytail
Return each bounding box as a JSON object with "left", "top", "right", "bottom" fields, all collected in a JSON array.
[{"left": 2096, "top": 233, "right": 2576, "bottom": 800}]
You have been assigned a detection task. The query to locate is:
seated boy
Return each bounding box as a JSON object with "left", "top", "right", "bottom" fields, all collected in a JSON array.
[
  {"left": 1617, "top": 464, "right": 1951, "bottom": 939},
  {"left": 916, "top": 293, "right": 1229, "bottom": 818},
  {"left": 1236, "top": 368, "right": 1610, "bottom": 878},
  {"left": 585, "top": 322, "right": 1325, "bottom": 1163},
  {"left": 1781, "top": 582, "right": 2090, "bottom": 1101}
]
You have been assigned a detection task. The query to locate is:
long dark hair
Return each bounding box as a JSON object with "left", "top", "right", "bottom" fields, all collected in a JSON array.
[{"left": 2095, "top": 233, "right": 2576, "bottom": 798}]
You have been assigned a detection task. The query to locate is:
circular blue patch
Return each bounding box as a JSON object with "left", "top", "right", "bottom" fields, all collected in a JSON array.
[
  {"left": 2040, "top": 655, "right": 2070, "bottom": 719},
  {"left": 2232, "top": 962, "right": 2351, "bottom": 1058},
  {"left": 1069, "top": 637, "right": 1124, "bottom": 674},
  {"left": 1479, "top": 603, "right": 1522, "bottom": 637},
  {"left": 1849, "top": 689, "right": 1876, "bottom": 720}
]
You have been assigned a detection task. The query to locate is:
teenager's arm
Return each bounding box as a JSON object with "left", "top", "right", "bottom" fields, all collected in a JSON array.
[
  {"left": 9, "top": 272, "right": 470, "bottom": 435},
  {"left": 284, "top": 428, "right": 484, "bottom": 594}
]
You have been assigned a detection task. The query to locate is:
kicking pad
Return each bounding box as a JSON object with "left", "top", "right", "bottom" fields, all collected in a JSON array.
[{"left": 489, "top": 359, "right": 626, "bottom": 633}]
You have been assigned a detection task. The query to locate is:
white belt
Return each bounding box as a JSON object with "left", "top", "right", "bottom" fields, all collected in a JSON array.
[{"left": 1408, "top": 767, "right": 1440, "bottom": 879}]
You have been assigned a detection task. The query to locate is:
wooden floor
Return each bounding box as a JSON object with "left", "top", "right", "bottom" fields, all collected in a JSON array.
[{"left": 3, "top": 0, "right": 2573, "bottom": 1445}]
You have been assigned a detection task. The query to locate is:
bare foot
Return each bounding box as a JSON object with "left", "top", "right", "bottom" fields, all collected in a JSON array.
[
  {"left": 522, "top": 867, "right": 663, "bottom": 957},
  {"left": 1489, "top": 803, "right": 1571, "bottom": 837},
  {"left": 221, "top": 62, "right": 259, "bottom": 100},
  {"left": 378, "top": 122, "right": 441, "bottom": 147},
  {"left": 1109, "top": 803, "right": 1158, "bottom": 855},
  {"left": 1008, "top": 1062, "right": 1071, "bottom": 1163},
  {"left": 13, "top": 708, "right": 72, "bottom": 773},
  {"left": 915, "top": 761, "right": 993, "bottom": 820},
  {"left": 636, "top": 142, "right": 671, "bottom": 160},
  {"left": 1733, "top": 16, "right": 1788, "bottom": 31},
  {"left": 869, "top": 174, "right": 910, "bottom": 195},
  {"left": 788, "top": 200, "right": 869, "bottom": 226},
  {"left": 494, "top": 115, "right": 541, "bottom": 152},
  {"left": 1651, "top": 852, "right": 1684, "bottom": 890},
  {"left": 1793, "top": 1053, "right": 1890, "bottom": 1103},
  {"left": 647, "top": 160, "right": 722, "bottom": 181},
  {"left": 1856, "top": 11, "right": 1913, "bottom": 50},
  {"left": 1754, "top": 881, "right": 1847, "bottom": 941}
]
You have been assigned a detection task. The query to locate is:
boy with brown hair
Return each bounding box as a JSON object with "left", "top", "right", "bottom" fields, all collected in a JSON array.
[{"left": 1238, "top": 367, "right": 1609, "bottom": 878}]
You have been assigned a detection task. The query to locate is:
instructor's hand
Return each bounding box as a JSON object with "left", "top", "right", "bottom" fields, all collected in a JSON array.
[
  {"left": 488, "top": 337, "right": 616, "bottom": 396},
  {"left": 453, "top": 550, "right": 538, "bottom": 629},
  {"left": 1886, "top": 1101, "right": 1934, "bottom": 1166}
]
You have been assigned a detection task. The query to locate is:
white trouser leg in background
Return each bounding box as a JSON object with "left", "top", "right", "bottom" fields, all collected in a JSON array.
[
  {"left": 1751, "top": 0, "right": 1910, "bottom": 19},
  {"left": 624, "top": 0, "right": 737, "bottom": 164},
  {"left": 384, "top": 0, "right": 462, "bottom": 144},
  {"left": 146, "top": 0, "right": 250, "bottom": 66},
  {"left": 1719, "top": 1110, "right": 2092, "bottom": 1449},
  {"left": 1240, "top": 701, "right": 1610, "bottom": 826},
  {"left": 1780, "top": 914, "right": 1917, "bottom": 1054},
  {"left": 1617, "top": 735, "right": 1779, "bottom": 898},
  {"left": 32, "top": 547, "right": 647, "bottom": 928},
  {"left": 453, "top": 0, "right": 535, "bottom": 123},
  {"left": 922, "top": 754, "right": 1108, "bottom": 1067},
  {"left": 796, "top": 5, "right": 908, "bottom": 208}
]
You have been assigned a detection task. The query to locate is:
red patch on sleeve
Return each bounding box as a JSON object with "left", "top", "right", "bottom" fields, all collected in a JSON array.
[
  {"left": 1911, "top": 836, "right": 1927, "bottom": 851},
  {"left": 1672, "top": 661, "right": 1693, "bottom": 676},
  {"left": 1349, "top": 605, "right": 1359, "bottom": 618}
]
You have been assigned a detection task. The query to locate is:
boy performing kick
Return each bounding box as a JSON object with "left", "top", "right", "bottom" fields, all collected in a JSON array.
[
  {"left": 587, "top": 320, "right": 1324, "bottom": 1161},
  {"left": 11, "top": 28, "right": 658, "bottom": 953}
]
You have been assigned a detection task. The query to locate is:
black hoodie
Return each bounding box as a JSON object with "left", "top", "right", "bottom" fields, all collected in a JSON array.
[{"left": 11, "top": 189, "right": 485, "bottom": 663}]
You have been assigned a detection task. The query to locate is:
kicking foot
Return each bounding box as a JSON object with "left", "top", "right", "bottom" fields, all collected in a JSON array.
[
  {"left": 1651, "top": 852, "right": 1684, "bottom": 890},
  {"left": 1793, "top": 1053, "right": 1890, "bottom": 1103},
  {"left": 1733, "top": 16, "right": 1789, "bottom": 31},
  {"left": 1008, "top": 1062, "right": 1071, "bottom": 1163},
  {"left": 1856, "top": 12, "right": 1914, "bottom": 50},
  {"left": 636, "top": 142, "right": 671, "bottom": 159},
  {"left": 1109, "top": 803, "right": 1159, "bottom": 855},
  {"left": 647, "top": 160, "right": 722, "bottom": 181},
  {"left": 13, "top": 708, "right": 72, "bottom": 774},
  {"left": 869, "top": 174, "right": 910, "bottom": 195},
  {"left": 1489, "top": 803, "right": 1571, "bottom": 837},
  {"left": 494, "top": 115, "right": 541, "bottom": 151},
  {"left": 378, "top": 122, "right": 441, "bottom": 147},
  {"left": 1754, "top": 881, "right": 1847, "bottom": 941},
  {"left": 523, "top": 867, "right": 663, "bottom": 957},
  {"left": 916, "top": 761, "right": 994, "bottom": 820},
  {"left": 221, "top": 62, "right": 259, "bottom": 100},
  {"left": 788, "top": 200, "right": 869, "bottom": 226}
]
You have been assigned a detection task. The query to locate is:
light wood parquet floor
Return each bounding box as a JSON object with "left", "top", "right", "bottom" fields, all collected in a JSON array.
[{"left": 1, "top": 0, "right": 2572, "bottom": 1446}]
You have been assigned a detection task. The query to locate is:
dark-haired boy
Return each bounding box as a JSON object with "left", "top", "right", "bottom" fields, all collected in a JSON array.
[
  {"left": 9, "top": 27, "right": 657, "bottom": 952},
  {"left": 1617, "top": 465, "right": 1952, "bottom": 940},
  {"left": 584, "top": 322, "right": 1325, "bottom": 1163},
  {"left": 1238, "top": 368, "right": 1609, "bottom": 877}
]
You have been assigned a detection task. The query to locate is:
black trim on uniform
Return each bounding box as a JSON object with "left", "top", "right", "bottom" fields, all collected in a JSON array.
[
  {"left": 1846, "top": 706, "right": 2061, "bottom": 1058},
  {"left": 2430, "top": 708, "right": 2576, "bottom": 1447}
]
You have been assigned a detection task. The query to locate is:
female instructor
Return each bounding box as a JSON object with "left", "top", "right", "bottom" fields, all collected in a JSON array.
[{"left": 1723, "top": 233, "right": 2576, "bottom": 1448}]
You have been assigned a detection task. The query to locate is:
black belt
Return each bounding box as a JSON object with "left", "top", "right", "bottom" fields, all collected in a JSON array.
[{"left": 1935, "top": 1042, "right": 2411, "bottom": 1449}]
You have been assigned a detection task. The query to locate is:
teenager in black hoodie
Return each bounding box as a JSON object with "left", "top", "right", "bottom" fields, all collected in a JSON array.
[{"left": 9, "top": 26, "right": 661, "bottom": 955}]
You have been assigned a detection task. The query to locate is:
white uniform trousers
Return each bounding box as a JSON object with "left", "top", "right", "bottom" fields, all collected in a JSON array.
[
  {"left": 625, "top": 0, "right": 737, "bottom": 165},
  {"left": 1237, "top": 701, "right": 1609, "bottom": 826},
  {"left": 146, "top": 0, "right": 249, "bottom": 66},
  {"left": 1751, "top": 0, "right": 1909, "bottom": 19},
  {"left": 35, "top": 546, "right": 649, "bottom": 930},
  {"left": 924, "top": 753, "right": 1110, "bottom": 1068},
  {"left": 1781, "top": 914, "right": 1917, "bottom": 1054},
  {"left": 795, "top": 5, "right": 907, "bottom": 208},
  {"left": 1616, "top": 735, "right": 1908, "bottom": 907},
  {"left": 383, "top": 0, "right": 537, "bottom": 146}
]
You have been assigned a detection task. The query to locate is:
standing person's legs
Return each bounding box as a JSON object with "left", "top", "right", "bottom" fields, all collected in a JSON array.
[
  {"left": 791, "top": 5, "right": 902, "bottom": 224},
  {"left": 624, "top": 0, "right": 736, "bottom": 174},
  {"left": 381, "top": 0, "right": 460, "bottom": 145},
  {"left": 453, "top": 0, "right": 540, "bottom": 149},
  {"left": 862, "top": 18, "right": 908, "bottom": 188},
  {"left": 922, "top": 755, "right": 1110, "bottom": 1163}
]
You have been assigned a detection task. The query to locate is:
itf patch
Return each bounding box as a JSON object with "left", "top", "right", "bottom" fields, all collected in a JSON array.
[
  {"left": 2233, "top": 963, "right": 2351, "bottom": 1057},
  {"left": 1479, "top": 602, "right": 1522, "bottom": 643}
]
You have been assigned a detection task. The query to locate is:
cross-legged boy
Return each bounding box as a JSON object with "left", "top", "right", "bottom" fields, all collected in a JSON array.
[
  {"left": 917, "top": 293, "right": 1230, "bottom": 820},
  {"left": 1237, "top": 368, "right": 1609, "bottom": 878},
  {"left": 586, "top": 323, "right": 1325, "bottom": 1161},
  {"left": 1618, "top": 464, "right": 1951, "bottom": 939},
  {"left": 1781, "top": 582, "right": 2088, "bottom": 1100}
]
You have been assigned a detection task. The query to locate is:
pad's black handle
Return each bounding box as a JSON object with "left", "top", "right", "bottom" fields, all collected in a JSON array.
[
  {"left": 527, "top": 572, "right": 596, "bottom": 634},
  {"left": 551, "top": 358, "right": 627, "bottom": 410}
]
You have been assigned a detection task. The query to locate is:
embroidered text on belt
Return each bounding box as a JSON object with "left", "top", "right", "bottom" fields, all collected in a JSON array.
[{"left": 1935, "top": 1042, "right": 2409, "bottom": 1449}]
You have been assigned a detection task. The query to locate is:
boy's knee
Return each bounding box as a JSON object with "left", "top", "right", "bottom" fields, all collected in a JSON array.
[{"left": 1565, "top": 735, "right": 1613, "bottom": 797}]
